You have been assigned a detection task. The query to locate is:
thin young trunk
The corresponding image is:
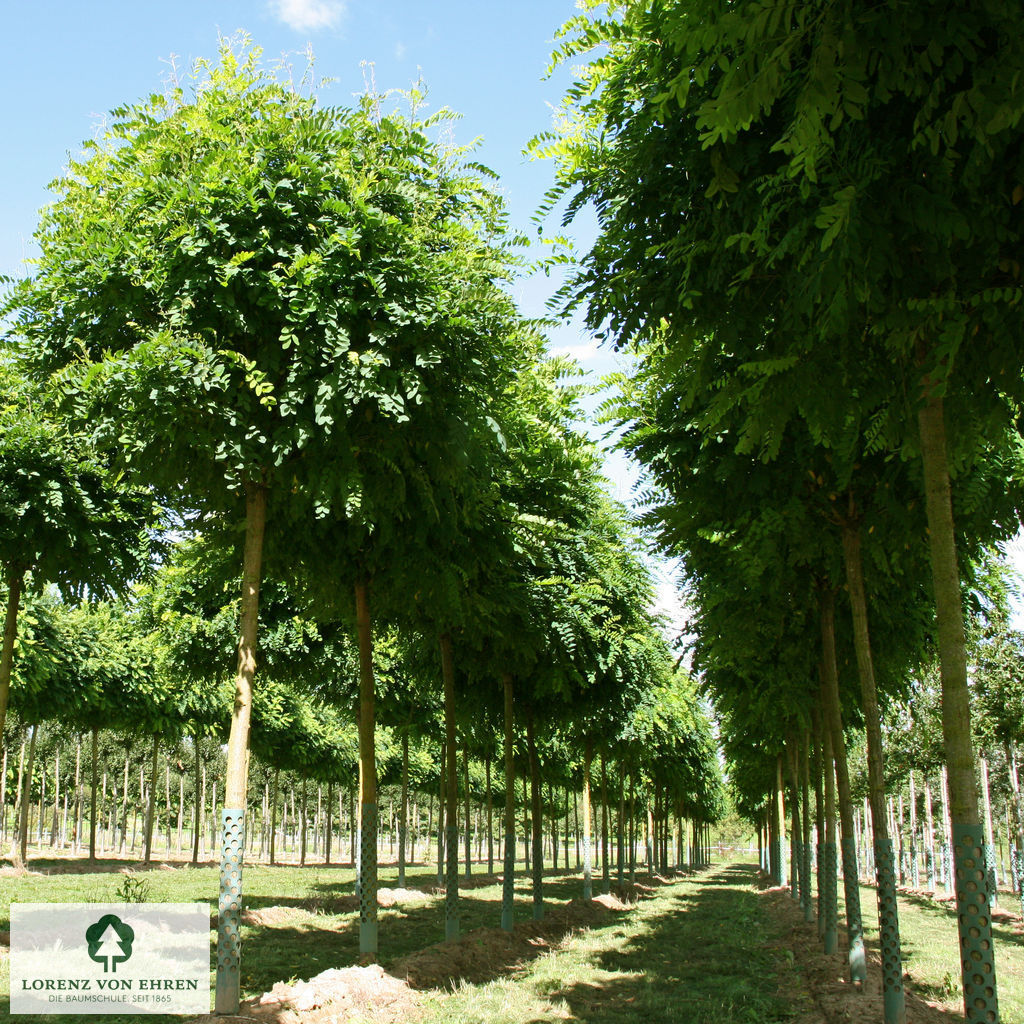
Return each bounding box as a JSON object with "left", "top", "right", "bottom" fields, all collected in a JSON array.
[
  {"left": 526, "top": 708, "right": 544, "bottom": 920},
  {"left": 820, "top": 693, "right": 839, "bottom": 957},
  {"left": 325, "top": 780, "right": 334, "bottom": 865},
  {"left": 50, "top": 746, "right": 60, "bottom": 847},
  {"left": 0, "top": 567, "right": 26, "bottom": 742},
  {"left": 16, "top": 723, "right": 38, "bottom": 865},
  {"left": 300, "top": 777, "right": 308, "bottom": 867},
  {"left": 617, "top": 774, "right": 626, "bottom": 885},
  {"left": 600, "top": 751, "right": 610, "bottom": 894},
  {"left": 800, "top": 730, "right": 813, "bottom": 923},
  {"left": 821, "top": 587, "right": 869, "bottom": 987},
  {"left": 463, "top": 735, "right": 472, "bottom": 879},
  {"left": 1006, "top": 740, "right": 1024, "bottom": 918},
  {"left": 501, "top": 673, "right": 516, "bottom": 932},
  {"left": 909, "top": 770, "right": 920, "bottom": 889},
  {"left": 813, "top": 710, "right": 825, "bottom": 938},
  {"left": 177, "top": 771, "right": 184, "bottom": 854},
  {"left": 775, "top": 753, "right": 787, "bottom": 888},
  {"left": 192, "top": 740, "right": 203, "bottom": 865},
  {"left": 355, "top": 578, "right": 379, "bottom": 960},
  {"left": 216, "top": 480, "right": 267, "bottom": 1016},
  {"left": 143, "top": 735, "right": 159, "bottom": 865},
  {"left": 439, "top": 631, "right": 460, "bottom": 941},
  {"left": 73, "top": 736, "right": 82, "bottom": 854},
  {"left": 582, "top": 738, "right": 593, "bottom": 899},
  {"left": 485, "top": 753, "right": 493, "bottom": 875},
  {"left": 89, "top": 727, "right": 99, "bottom": 861},
  {"left": 398, "top": 733, "right": 409, "bottom": 887},
  {"left": 980, "top": 757, "right": 997, "bottom": 908},
  {"left": 924, "top": 774, "right": 936, "bottom": 890},
  {"left": 918, "top": 387, "right": 997, "bottom": 1023},
  {"left": 628, "top": 772, "right": 636, "bottom": 882}
]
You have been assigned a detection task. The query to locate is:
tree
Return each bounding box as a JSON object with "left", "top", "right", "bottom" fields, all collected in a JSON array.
[{"left": 541, "top": 5, "right": 1024, "bottom": 1019}]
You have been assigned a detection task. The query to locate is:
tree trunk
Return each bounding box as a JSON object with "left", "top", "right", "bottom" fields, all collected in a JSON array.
[
  {"left": 0, "top": 566, "right": 25, "bottom": 742},
  {"left": 216, "top": 480, "right": 267, "bottom": 1015},
  {"left": 821, "top": 586, "right": 870, "bottom": 989},
  {"left": 398, "top": 733, "right": 409, "bottom": 887},
  {"left": 1005, "top": 741, "right": 1024, "bottom": 918},
  {"left": 463, "top": 734, "right": 472, "bottom": 879},
  {"left": 89, "top": 727, "right": 99, "bottom": 861},
  {"left": 485, "top": 753, "right": 493, "bottom": 875},
  {"left": 775, "top": 753, "right": 787, "bottom": 888},
  {"left": 526, "top": 708, "right": 544, "bottom": 920},
  {"left": 909, "top": 770, "right": 920, "bottom": 889},
  {"left": 924, "top": 774, "right": 936, "bottom": 890},
  {"left": 325, "top": 780, "right": 334, "bottom": 865},
  {"left": 192, "top": 740, "right": 203, "bottom": 865},
  {"left": 600, "top": 751, "right": 610, "bottom": 894},
  {"left": 144, "top": 735, "right": 159, "bottom": 865},
  {"left": 501, "top": 674, "right": 516, "bottom": 932},
  {"left": 582, "top": 739, "right": 593, "bottom": 899},
  {"left": 980, "top": 757, "right": 997, "bottom": 908},
  {"left": 812, "top": 711, "right": 825, "bottom": 938},
  {"left": 439, "top": 631, "right": 460, "bottom": 941},
  {"left": 16, "top": 723, "right": 38, "bottom": 865},
  {"left": 917, "top": 387, "right": 997, "bottom": 1023},
  {"left": 820, "top": 694, "right": 839, "bottom": 956},
  {"left": 300, "top": 777, "right": 308, "bottom": 867},
  {"left": 355, "top": 578, "right": 379, "bottom": 960},
  {"left": 617, "top": 773, "right": 626, "bottom": 884}
]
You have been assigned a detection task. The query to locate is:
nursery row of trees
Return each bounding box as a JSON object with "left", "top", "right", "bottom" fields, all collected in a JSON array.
[
  {"left": 0, "top": 37, "right": 724, "bottom": 1013},
  {"left": 1, "top": 713, "right": 717, "bottom": 883},
  {"left": 539, "top": 3, "right": 1024, "bottom": 1024}
]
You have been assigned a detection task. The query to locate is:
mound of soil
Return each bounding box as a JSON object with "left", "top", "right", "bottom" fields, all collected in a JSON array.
[
  {"left": 255, "top": 963, "right": 418, "bottom": 1023},
  {"left": 377, "top": 886, "right": 432, "bottom": 907},
  {"left": 763, "top": 884, "right": 965, "bottom": 1023}
]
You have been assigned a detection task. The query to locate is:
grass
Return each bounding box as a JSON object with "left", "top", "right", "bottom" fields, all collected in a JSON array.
[
  {"left": 416, "top": 863, "right": 811, "bottom": 1024},
  {"left": 839, "top": 877, "right": 1024, "bottom": 1021},
  {"left": 3, "top": 855, "right": 1018, "bottom": 1024}
]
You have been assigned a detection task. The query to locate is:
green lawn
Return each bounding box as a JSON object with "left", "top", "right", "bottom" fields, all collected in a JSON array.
[{"left": 3, "top": 857, "right": 1017, "bottom": 1024}]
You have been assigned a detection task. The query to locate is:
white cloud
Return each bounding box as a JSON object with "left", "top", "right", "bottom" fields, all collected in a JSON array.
[
  {"left": 394, "top": 41, "right": 407, "bottom": 61},
  {"left": 550, "top": 337, "right": 600, "bottom": 362},
  {"left": 271, "top": 0, "right": 346, "bottom": 32}
]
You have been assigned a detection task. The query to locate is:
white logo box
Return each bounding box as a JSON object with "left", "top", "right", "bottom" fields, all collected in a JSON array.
[{"left": 11, "top": 903, "right": 210, "bottom": 1015}]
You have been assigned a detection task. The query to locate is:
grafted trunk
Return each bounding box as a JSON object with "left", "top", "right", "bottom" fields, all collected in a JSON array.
[{"left": 918, "top": 387, "right": 997, "bottom": 1023}]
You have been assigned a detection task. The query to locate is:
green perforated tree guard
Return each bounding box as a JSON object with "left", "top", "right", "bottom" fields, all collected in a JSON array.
[
  {"left": 874, "top": 839, "right": 906, "bottom": 1024},
  {"left": 215, "top": 808, "right": 244, "bottom": 1015},
  {"left": 926, "top": 846, "right": 936, "bottom": 891},
  {"left": 953, "top": 824, "right": 1000, "bottom": 1024},
  {"left": 359, "top": 802, "right": 378, "bottom": 957},
  {"left": 802, "top": 841, "right": 813, "bottom": 923},
  {"left": 791, "top": 837, "right": 800, "bottom": 901},
  {"left": 816, "top": 843, "right": 825, "bottom": 939},
  {"left": 822, "top": 841, "right": 838, "bottom": 955},
  {"left": 983, "top": 843, "right": 997, "bottom": 911},
  {"left": 840, "top": 837, "right": 866, "bottom": 983},
  {"left": 911, "top": 839, "right": 920, "bottom": 890},
  {"left": 445, "top": 823, "right": 460, "bottom": 941},
  {"left": 583, "top": 828, "right": 593, "bottom": 900},
  {"left": 501, "top": 831, "right": 516, "bottom": 932}
]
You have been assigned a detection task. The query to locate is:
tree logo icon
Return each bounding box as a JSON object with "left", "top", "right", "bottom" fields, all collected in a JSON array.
[{"left": 85, "top": 914, "right": 135, "bottom": 973}]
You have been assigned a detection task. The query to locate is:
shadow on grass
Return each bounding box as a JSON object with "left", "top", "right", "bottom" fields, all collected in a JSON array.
[{"left": 550, "top": 863, "right": 803, "bottom": 1024}]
